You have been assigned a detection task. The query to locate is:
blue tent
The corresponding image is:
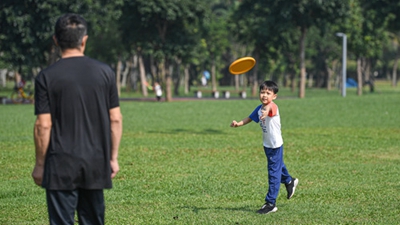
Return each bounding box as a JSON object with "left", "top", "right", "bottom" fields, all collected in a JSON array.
[{"left": 346, "top": 78, "right": 357, "bottom": 88}]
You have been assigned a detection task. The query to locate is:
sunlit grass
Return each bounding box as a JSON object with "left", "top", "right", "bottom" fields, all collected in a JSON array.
[{"left": 0, "top": 81, "right": 399, "bottom": 224}]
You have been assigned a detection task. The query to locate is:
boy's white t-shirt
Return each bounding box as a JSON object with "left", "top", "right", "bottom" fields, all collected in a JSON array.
[{"left": 249, "top": 102, "right": 283, "bottom": 148}]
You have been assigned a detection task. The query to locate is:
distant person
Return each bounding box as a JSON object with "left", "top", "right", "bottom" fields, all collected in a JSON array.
[
  {"left": 154, "top": 82, "right": 162, "bottom": 101},
  {"left": 230, "top": 80, "right": 298, "bottom": 214},
  {"left": 15, "top": 78, "right": 26, "bottom": 90},
  {"left": 201, "top": 75, "right": 207, "bottom": 87},
  {"left": 32, "top": 13, "right": 123, "bottom": 225}
]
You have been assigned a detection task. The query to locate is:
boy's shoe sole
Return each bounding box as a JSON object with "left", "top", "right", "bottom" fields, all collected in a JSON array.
[
  {"left": 286, "top": 178, "right": 299, "bottom": 199},
  {"left": 256, "top": 203, "right": 278, "bottom": 214}
]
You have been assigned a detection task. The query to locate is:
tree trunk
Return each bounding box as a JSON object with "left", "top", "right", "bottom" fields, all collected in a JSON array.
[
  {"left": 290, "top": 72, "right": 296, "bottom": 93},
  {"left": 365, "top": 58, "right": 374, "bottom": 93},
  {"left": 365, "top": 58, "right": 370, "bottom": 82},
  {"left": 116, "top": 59, "right": 122, "bottom": 97},
  {"left": 299, "top": 26, "right": 307, "bottom": 98},
  {"left": 173, "top": 58, "right": 181, "bottom": 95},
  {"left": 0, "top": 69, "right": 8, "bottom": 88},
  {"left": 251, "top": 51, "right": 259, "bottom": 97},
  {"left": 150, "top": 56, "right": 158, "bottom": 83},
  {"left": 357, "top": 57, "right": 362, "bottom": 96},
  {"left": 326, "top": 60, "right": 337, "bottom": 91},
  {"left": 121, "top": 59, "right": 131, "bottom": 89},
  {"left": 211, "top": 57, "right": 217, "bottom": 92},
  {"left": 327, "top": 69, "right": 332, "bottom": 91},
  {"left": 235, "top": 75, "right": 239, "bottom": 91},
  {"left": 162, "top": 59, "right": 172, "bottom": 102},
  {"left": 138, "top": 53, "right": 148, "bottom": 97},
  {"left": 184, "top": 65, "right": 189, "bottom": 94},
  {"left": 121, "top": 58, "right": 130, "bottom": 88},
  {"left": 392, "top": 51, "right": 399, "bottom": 87}
]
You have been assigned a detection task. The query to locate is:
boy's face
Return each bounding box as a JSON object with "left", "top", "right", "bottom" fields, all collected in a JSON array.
[{"left": 259, "top": 88, "right": 277, "bottom": 105}]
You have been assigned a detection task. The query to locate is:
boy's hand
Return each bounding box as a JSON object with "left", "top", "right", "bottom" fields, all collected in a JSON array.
[
  {"left": 260, "top": 105, "right": 270, "bottom": 120},
  {"left": 230, "top": 120, "right": 239, "bottom": 127}
]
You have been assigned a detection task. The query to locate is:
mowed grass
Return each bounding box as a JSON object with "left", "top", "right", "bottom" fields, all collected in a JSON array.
[{"left": 0, "top": 83, "right": 399, "bottom": 224}]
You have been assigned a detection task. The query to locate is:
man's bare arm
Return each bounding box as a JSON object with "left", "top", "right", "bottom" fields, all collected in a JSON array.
[
  {"left": 109, "top": 107, "right": 123, "bottom": 178},
  {"left": 32, "top": 113, "right": 52, "bottom": 186}
]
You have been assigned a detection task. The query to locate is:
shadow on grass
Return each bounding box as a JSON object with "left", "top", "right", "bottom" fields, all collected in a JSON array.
[
  {"left": 179, "top": 205, "right": 254, "bottom": 213},
  {"left": 148, "top": 128, "right": 226, "bottom": 135}
]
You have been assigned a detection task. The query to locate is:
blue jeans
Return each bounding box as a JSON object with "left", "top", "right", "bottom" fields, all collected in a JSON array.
[{"left": 264, "top": 145, "right": 292, "bottom": 204}]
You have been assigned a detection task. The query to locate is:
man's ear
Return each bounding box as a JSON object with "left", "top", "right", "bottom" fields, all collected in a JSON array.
[
  {"left": 81, "top": 35, "right": 88, "bottom": 47},
  {"left": 52, "top": 35, "right": 58, "bottom": 46}
]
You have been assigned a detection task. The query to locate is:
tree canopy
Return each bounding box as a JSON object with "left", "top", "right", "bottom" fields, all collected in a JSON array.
[{"left": 0, "top": 0, "right": 399, "bottom": 97}]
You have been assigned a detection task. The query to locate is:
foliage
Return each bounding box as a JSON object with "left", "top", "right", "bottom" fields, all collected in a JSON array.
[
  {"left": 0, "top": 0, "right": 56, "bottom": 74},
  {"left": 0, "top": 0, "right": 123, "bottom": 75},
  {"left": 1, "top": 0, "right": 400, "bottom": 94},
  {"left": 231, "top": 0, "right": 350, "bottom": 93},
  {"left": 306, "top": 26, "right": 342, "bottom": 86},
  {"left": 341, "top": 0, "right": 390, "bottom": 59},
  {"left": 119, "top": 0, "right": 207, "bottom": 61}
]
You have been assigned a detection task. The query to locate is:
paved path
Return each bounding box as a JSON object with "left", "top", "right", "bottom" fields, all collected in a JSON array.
[{"left": 1, "top": 96, "right": 255, "bottom": 105}]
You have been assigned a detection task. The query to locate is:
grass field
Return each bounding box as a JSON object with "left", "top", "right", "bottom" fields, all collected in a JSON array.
[{"left": 0, "top": 81, "right": 399, "bottom": 224}]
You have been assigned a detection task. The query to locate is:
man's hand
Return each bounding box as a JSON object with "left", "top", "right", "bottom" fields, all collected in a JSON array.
[
  {"left": 32, "top": 164, "right": 44, "bottom": 186},
  {"left": 110, "top": 159, "right": 120, "bottom": 179}
]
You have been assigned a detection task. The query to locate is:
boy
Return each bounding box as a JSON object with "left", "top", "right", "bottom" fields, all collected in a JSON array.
[{"left": 230, "top": 80, "right": 298, "bottom": 214}]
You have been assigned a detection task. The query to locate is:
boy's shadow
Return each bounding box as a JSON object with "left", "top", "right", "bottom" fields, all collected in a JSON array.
[
  {"left": 149, "top": 128, "right": 225, "bottom": 135},
  {"left": 180, "top": 205, "right": 254, "bottom": 213}
]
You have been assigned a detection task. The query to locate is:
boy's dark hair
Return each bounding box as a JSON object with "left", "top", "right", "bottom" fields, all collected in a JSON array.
[
  {"left": 54, "top": 13, "right": 87, "bottom": 50},
  {"left": 259, "top": 80, "right": 279, "bottom": 94}
]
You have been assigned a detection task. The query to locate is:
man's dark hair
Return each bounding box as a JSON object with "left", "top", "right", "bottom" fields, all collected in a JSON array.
[
  {"left": 259, "top": 80, "right": 279, "bottom": 94},
  {"left": 54, "top": 13, "right": 87, "bottom": 50}
]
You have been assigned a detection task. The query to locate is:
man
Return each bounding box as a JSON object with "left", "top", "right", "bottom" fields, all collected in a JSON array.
[{"left": 32, "top": 13, "right": 123, "bottom": 225}]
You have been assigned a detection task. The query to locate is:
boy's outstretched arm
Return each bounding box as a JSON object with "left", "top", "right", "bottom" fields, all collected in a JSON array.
[{"left": 230, "top": 117, "right": 252, "bottom": 128}]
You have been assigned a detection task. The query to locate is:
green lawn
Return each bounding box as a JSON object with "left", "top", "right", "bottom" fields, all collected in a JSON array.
[{"left": 0, "top": 82, "right": 399, "bottom": 224}]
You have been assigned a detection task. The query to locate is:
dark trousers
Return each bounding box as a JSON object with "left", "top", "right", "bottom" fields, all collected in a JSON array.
[
  {"left": 46, "top": 189, "right": 105, "bottom": 225},
  {"left": 264, "top": 145, "right": 292, "bottom": 204}
]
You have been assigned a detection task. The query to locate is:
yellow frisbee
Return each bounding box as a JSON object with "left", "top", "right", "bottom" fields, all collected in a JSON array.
[{"left": 229, "top": 57, "right": 256, "bottom": 75}]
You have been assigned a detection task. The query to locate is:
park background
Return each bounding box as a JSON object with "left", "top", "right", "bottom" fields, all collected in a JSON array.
[
  {"left": 1, "top": 0, "right": 400, "bottom": 100},
  {"left": 1, "top": 0, "right": 400, "bottom": 224}
]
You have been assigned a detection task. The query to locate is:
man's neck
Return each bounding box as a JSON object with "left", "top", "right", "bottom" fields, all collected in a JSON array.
[{"left": 61, "top": 48, "right": 85, "bottom": 58}]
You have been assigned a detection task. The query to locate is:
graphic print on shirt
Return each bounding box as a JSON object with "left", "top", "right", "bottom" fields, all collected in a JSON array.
[
  {"left": 259, "top": 107, "right": 269, "bottom": 133},
  {"left": 260, "top": 117, "right": 268, "bottom": 133}
]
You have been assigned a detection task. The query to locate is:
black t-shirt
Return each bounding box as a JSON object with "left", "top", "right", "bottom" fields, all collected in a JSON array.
[{"left": 35, "top": 56, "right": 119, "bottom": 190}]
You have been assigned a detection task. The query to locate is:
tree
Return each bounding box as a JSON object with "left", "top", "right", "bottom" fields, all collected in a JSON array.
[
  {"left": 230, "top": 1, "right": 275, "bottom": 96},
  {"left": 0, "top": 0, "right": 123, "bottom": 80},
  {"left": 340, "top": 0, "right": 391, "bottom": 95},
  {"left": 0, "top": 0, "right": 56, "bottom": 76},
  {"left": 306, "top": 25, "right": 342, "bottom": 90},
  {"left": 200, "top": 1, "right": 231, "bottom": 94},
  {"left": 119, "top": 0, "right": 208, "bottom": 102},
  {"left": 231, "top": 0, "right": 349, "bottom": 98},
  {"left": 371, "top": 0, "right": 400, "bottom": 87},
  {"left": 267, "top": 0, "right": 349, "bottom": 98}
]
